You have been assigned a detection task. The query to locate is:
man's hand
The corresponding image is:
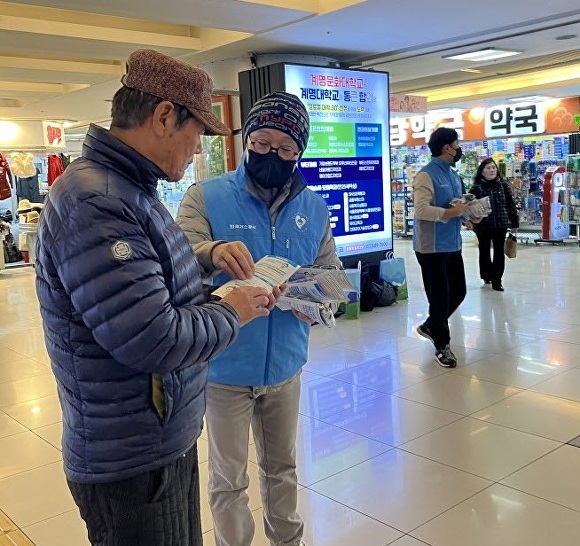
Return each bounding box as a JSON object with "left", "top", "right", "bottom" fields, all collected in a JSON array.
[
  {"left": 212, "top": 242, "right": 255, "bottom": 280},
  {"left": 268, "top": 284, "right": 284, "bottom": 311},
  {"left": 220, "top": 286, "right": 275, "bottom": 326},
  {"left": 451, "top": 200, "right": 469, "bottom": 217},
  {"left": 442, "top": 200, "right": 468, "bottom": 221},
  {"left": 462, "top": 220, "right": 474, "bottom": 230}
]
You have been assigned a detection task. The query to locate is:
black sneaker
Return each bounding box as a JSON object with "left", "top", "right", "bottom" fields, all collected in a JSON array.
[
  {"left": 417, "top": 323, "right": 434, "bottom": 345},
  {"left": 435, "top": 346, "right": 457, "bottom": 368}
]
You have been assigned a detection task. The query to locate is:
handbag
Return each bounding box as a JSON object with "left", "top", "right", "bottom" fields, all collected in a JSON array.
[{"left": 504, "top": 232, "right": 517, "bottom": 259}]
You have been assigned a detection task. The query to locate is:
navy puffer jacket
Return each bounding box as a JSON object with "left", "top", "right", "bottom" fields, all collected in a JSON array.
[{"left": 35, "top": 124, "right": 239, "bottom": 484}]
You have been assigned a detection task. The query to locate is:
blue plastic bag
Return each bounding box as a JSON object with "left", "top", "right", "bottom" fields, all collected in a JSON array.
[{"left": 379, "top": 252, "right": 408, "bottom": 300}]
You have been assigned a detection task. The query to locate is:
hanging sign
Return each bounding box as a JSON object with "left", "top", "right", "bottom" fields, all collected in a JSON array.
[
  {"left": 484, "top": 103, "right": 545, "bottom": 138},
  {"left": 42, "top": 122, "right": 66, "bottom": 148},
  {"left": 390, "top": 94, "right": 428, "bottom": 114},
  {"left": 390, "top": 97, "right": 580, "bottom": 145}
]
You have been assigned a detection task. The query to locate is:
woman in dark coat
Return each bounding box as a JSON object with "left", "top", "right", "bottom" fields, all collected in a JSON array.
[{"left": 471, "top": 158, "right": 519, "bottom": 291}]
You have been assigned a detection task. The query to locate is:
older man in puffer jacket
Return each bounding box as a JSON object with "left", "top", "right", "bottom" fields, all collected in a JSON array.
[{"left": 35, "top": 49, "right": 280, "bottom": 546}]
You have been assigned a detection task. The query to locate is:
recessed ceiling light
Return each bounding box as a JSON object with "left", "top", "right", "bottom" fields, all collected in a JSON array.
[
  {"left": 428, "top": 108, "right": 463, "bottom": 114},
  {"left": 508, "top": 95, "right": 551, "bottom": 102},
  {"left": 459, "top": 68, "right": 483, "bottom": 74},
  {"left": 443, "top": 47, "right": 521, "bottom": 62}
]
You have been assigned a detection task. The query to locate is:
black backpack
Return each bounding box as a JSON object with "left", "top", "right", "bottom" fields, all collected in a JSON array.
[
  {"left": 360, "top": 263, "right": 397, "bottom": 311},
  {"left": 3, "top": 232, "right": 23, "bottom": 263},
  {"left": 0, "top": 208, "right": 12, "bottom": 223}
]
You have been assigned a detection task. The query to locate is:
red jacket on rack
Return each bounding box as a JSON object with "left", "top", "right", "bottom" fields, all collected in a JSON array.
[
  {"left": 0, "top": 152, "right": 13, "bottom": 200},
  {"left": 47, "top": 154, "right": 64, "bottom": 186}
]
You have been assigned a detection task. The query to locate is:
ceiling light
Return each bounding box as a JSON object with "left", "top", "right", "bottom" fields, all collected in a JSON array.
[
  {"left": 443, "top": 48, "right": 521, "bottom": 62},
  {"left": 428, "top": 108, "right": 463, "bottom": 115},
  {"left": 508, "top": 95, "right": 551, "bottom": 103},
  {"left": 460, "top": 68, "right": 483, "bottom": 74}
]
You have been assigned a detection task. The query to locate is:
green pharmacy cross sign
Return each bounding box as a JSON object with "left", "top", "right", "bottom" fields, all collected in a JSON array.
[{"left": 574, "top": 113, "right": 580, "bottom": 126}]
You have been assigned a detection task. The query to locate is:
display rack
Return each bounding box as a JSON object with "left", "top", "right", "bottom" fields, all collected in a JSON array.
[
  {"left": 563, "top": 154, "right": 580, "bottom": 245},
  {"left": 391, "top": 164, "right": 416, "bottom": 237},
  {"left": 391, "top": 135, "right": 574, "bottom": 242}
]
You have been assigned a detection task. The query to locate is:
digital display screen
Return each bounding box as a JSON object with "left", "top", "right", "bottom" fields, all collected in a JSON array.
[{"left": 284, "top": 64, "right": 392, "bottom": 258}]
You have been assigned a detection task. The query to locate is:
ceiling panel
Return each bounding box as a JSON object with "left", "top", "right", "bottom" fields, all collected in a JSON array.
[{"left": 0, "top": 0, "right": 579, "bottom": 125}]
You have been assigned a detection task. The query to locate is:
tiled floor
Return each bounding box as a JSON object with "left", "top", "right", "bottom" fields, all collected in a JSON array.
[{"left": 1, "top": 237, "right": 580, "bottom": 545}]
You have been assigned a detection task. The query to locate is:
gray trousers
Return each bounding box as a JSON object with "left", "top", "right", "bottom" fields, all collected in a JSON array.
[{"left": 206, "top": 372, "right": 303, "bottom": 546}]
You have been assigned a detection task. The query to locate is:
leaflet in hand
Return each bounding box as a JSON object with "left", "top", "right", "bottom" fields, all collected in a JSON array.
[
  {"left": 211, "top": 255, "right": 299, "bottom": 299},
  {"left": 284, "top": 266, "right": 353, "bottom": 303},
  {"left": 276, "top": 295, "right": 336, "bottom": 327},
  {"left": 276, "top": 266, "right": 356, "bottom": 327}
]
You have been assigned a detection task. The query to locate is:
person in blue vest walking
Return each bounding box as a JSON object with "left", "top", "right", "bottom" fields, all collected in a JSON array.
[
  {"left": 177, "top": 91, "right": 340, "bottom": 546},
  {"left": 413, "top": 127, "right": 470, "bottom": 368}
]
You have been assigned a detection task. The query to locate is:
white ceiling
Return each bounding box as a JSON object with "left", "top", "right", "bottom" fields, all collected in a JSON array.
[{"left": 1, "top": 0, "right": 580, "bottom": 127}]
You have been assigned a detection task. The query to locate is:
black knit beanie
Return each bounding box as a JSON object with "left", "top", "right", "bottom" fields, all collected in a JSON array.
[{"left": 242, "top": 91, "right": 310, "bottom": 152}]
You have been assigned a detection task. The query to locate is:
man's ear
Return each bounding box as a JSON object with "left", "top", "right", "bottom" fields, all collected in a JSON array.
[{"left": 151, "top": 101, "right": 175, "bottom": 137}]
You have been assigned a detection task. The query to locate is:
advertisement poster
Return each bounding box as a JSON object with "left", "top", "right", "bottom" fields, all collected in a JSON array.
[{"left": 284, "top": 65, "right": 392, "bottom": 258}]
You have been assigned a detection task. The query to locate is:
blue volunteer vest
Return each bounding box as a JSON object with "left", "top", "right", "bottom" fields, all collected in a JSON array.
[
  {"left": 203, "top": 165, "right": 328, "bottom": 386},
  {"left": 414, "top": 158, "right": 463, "bottom": 253}
]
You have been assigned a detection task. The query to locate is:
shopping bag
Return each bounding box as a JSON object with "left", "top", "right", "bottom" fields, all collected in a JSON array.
[
  {"left": 344, "top": 267, "right": 361, "bottom": 319},
  {"left": 504, "top": 233, "right": 517, "bottom": 259},
  {"left": 379, "top": 252, "right": 408, "bottom": 300}
]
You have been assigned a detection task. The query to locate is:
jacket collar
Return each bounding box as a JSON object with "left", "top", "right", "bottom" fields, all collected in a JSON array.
[
  {"left": 82, "top": 124, "right": 166, "bottom": 195},
  {"left": 431, "top": 156, "right": 455, "bottom": 170}
]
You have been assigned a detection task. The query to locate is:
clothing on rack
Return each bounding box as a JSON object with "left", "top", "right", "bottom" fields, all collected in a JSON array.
[
  {"left": 15, "top": 168, "right": 43, "bottom": 203},
  {"left": 47, "top": 154, "right": 65, "bottom": 186},
  {"left": 10, "top": 152, "right": 36, "bottom": 178},
  {"left": 59, "top": 153, "right": 71, "bottom": 170},
  {"left": 0, "top": 151, "right": 14, "bottom": 201}
]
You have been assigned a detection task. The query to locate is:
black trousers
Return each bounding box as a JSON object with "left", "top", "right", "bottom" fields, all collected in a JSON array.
[
  {"left": 415, "top": 251, "right": 467, "bottom": 350},
  {"left": 475, "top": 227, "right": 508, "bottom": 285},
  {"left": 68, "top": 445, "right": 202, "bottom": 546}
]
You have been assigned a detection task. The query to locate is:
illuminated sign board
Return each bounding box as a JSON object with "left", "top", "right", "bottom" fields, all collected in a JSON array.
[
  {"left": 390, "top": 97, "right": 580, "bottom": 146},
  {"left": 283, "top": 64, "right": 392, "bottom": 259}
]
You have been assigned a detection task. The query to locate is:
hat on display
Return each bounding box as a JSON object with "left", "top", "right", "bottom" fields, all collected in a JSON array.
[
  {"left": 26, "top": 211, "right": 39, "bottom": 223},
  {"left": 242, "top": 91, "right": 310, "bottom": 153},
  {"left": 121, "top": 49, "right": 230, "bottom": 137},
  {"left": 17, "top": 199, "right": 32, "bottom": 213}
]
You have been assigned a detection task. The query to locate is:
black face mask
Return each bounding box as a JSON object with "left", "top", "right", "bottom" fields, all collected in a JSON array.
[
  {"left": 245, "top": 150, "right": 297, "bottom": 190},
  {"left": 452, "top": 146, "right": 463, "bottom": 163}
]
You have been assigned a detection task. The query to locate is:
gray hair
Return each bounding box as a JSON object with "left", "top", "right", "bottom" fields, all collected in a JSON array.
[{"left": 110, "top": 87, "right": 193, "bottom": 130}]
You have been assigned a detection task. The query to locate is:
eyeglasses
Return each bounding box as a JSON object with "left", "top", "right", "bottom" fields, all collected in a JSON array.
[{"left": 248, "top": 137, "right": 299, "bottom": 161}]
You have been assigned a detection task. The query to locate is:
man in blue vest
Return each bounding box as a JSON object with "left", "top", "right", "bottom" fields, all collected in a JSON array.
[
  {"left": 177, "top": 91, "right": 340, "bottom": 546},
  {"left": 413, "top": 127, "right": 470, "bottom": 368}
]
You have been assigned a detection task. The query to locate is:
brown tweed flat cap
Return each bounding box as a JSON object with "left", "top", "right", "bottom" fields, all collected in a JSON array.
[{"left": 122, "top": 49, "right": 230, "bottom": 136}]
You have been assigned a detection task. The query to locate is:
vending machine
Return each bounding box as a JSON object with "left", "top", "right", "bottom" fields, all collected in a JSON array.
[{"left": 538, "top": 165, "right": 569, "bottom": 242}]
